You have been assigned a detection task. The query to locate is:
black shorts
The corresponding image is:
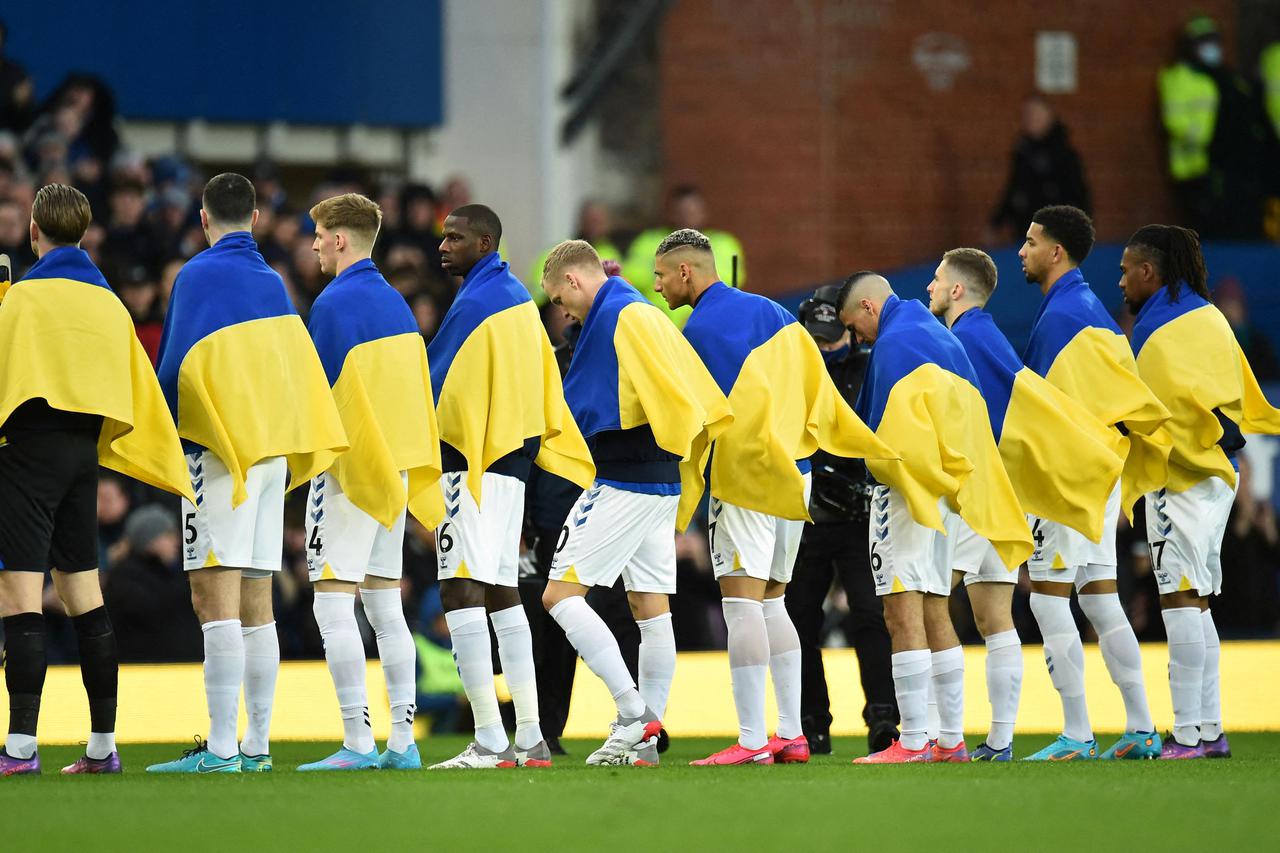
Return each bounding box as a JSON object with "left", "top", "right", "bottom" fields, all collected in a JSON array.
[{"left": 0, "top": 428, "right": 101, "bottom": 573}]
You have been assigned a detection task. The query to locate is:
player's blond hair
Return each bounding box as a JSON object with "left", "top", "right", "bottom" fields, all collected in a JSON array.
[
  {"left": 942, "top": 247, "right": 998, "bottom": 300},
  {"left": 541, "top": 239, "right": 602, "bottom": 285},
  {"left": 32, "top": 184, "right": 92, "bottom": 245},
  {"left": 309, "top": 193, "right": 382, "bottom": 249}
]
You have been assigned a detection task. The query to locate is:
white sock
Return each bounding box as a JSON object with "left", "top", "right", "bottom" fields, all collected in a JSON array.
[
  {"left": 722, "top": 598, "right": 769, "bottom": 750},
  {"left": 314, "top": 592, "right": 373, "bottom": 754},
  {"left": 240, "top": 621, "right": 279, "bottom": 757},
  {"left": 1201, "top": 609, "right": 1223, "bottom": 740},
  {"left": 636, "top": 612, "right": 677, "bottom": 720},
  {"left": 202, "top": 618, "right": 244, "bottom": 760},
  {"left": 931, "top": 646, "right": 965, "bottom": 749},
  {"left": 445, "top": 607, "right": 507, "bottom": 752},
  {"left": 1079, "top": 590, "right": 1153, "bottom": 732},
  {"left": 925, "top": 676, "right": 940, "bottom": 740},
  {"left": 892, "top": 648, "right": 933, "bottom": 751},
  {"left": 762, "top": 596, "right": 803, "bottom": 740},
  {"left": 86, "top": 732, "right": 117, "bottom": 760},
  {"left": 4, "top": 733, "right": 37, "bottom": 759},
  {"left": 984, "top": 629, "right": 1022, "bottom": 751},
  {"left": 549, "top": 596, "right": 645, "bottom": 718},
  {"left": 361, "top": 587, "right": 418, "bottom": 753},
  {"left": 1161, "top": 607, "right": 1205, "bottom": 746},
  {"left": 1029, "top": 593, "right": 1092, "bottom": 742},
  {"left": 490, "top": 604, "right": 543, "bottom": 750}
]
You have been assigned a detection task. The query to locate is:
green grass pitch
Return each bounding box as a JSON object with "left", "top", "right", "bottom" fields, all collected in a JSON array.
[{"left": 9, "top": 733, "right": 1280, "bottom": 852}]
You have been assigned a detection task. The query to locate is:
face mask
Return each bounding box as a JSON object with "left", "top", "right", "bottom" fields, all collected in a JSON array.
[{"left": 1196, "top": 41, "right": 1223, "bottom": 68}]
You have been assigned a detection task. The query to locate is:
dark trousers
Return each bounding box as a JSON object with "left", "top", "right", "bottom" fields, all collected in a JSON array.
[
  {"left": 786, "top": 517, "right": 897, "bottom": 734},
  {"left": 518, "top": 529, "right": 579, "bottom": 741}
]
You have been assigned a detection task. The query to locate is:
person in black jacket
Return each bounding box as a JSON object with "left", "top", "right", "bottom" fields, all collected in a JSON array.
[
  {"left": 786, "top": 284, "right": 898, "bottom": 755},
  {"left": 103, "top": 505, "right": 203, "bottom": 662},
  {"left": 989, "top": 95, "right": 1091, "bottom": 243}
]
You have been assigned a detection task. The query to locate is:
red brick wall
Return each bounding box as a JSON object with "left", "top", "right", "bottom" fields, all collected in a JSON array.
[{"left": 659, "top": 0, "right": 1236, "bottom": 295}]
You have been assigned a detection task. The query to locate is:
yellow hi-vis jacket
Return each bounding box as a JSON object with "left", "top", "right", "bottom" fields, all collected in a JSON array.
[{"left": 1159, "top": 62, "right": 1219, "bottom": 181}]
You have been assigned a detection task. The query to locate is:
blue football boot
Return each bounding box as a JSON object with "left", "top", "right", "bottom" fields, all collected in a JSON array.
[
  {"left": 1023, "top": 734, "right": 1097, "bottom": 761},
  {"left": 1100, "top": 731, "right": 1162, "bottom": 760},
  {"left": 146, "top": 738, "right": 241, "bottom": 774},
  {"left": 969, "top": 742, "right": 1013, "bottom": 762},
  {"left": 377, "top": 743, "right": 422, "bottom": 770},
  {"left": 297, "top": 747, "right": 379, "bottom": 772}
]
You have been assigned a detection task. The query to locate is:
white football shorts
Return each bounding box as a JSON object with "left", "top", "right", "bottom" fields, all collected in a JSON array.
[
  {"left": 182, "top": 450, "right": 286, "bottom": 577},
  {"left": 709, "top": 473, "right": 812, "bottom": 584},
  {"left": 435, "top": 471, "right": 524, "bottom": 587},
  {"left": 952, "top": 516, "right": 1014, "bottom": 586},
  {"left": 304, "top": 471, "right": 407, "bottom": 583},
  {"left": 868, "top": 485, "right": 961, "bottom": 597},
  {"left": 549, "top": 482, "right": 679, "bottom": 594},
  {"left": 1026, "top": 482, "right": 1121, "bottom": 585},
  {"left": 1146, "top": 476, "right": 1237, "bottom": 597}
]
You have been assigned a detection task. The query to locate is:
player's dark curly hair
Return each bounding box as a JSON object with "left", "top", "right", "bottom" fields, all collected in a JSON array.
[
  {"left": 1125, "top": 224, "right": 1208, "bottom": 302},
  {"left": 1031, "top": 205, "right": 1095, "bottom": 265}
]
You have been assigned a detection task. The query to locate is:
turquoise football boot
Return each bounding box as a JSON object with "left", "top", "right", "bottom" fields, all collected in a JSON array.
[
  {"left": 146, "top": 738, "right": 241, "bottom": 774},
  {"left": 240, "top": 751, "right": 274, "bottom": 772},
  {"left": 297, "top": 747, "right": 379, "bottom": 772},
  {"left": 1023, "top": 734, "right": 1098, "bottom": 761},
  {"left": 1100, "top": 731, "right": 1162, "bottom": 760},
  {"left": 377, "top": 743, "right": 422, "bottom": 770}
]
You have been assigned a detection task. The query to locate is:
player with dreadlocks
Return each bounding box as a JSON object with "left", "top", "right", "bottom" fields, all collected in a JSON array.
[{"left": 1119, "top": 224, "right": 1280, "bottom": 759}]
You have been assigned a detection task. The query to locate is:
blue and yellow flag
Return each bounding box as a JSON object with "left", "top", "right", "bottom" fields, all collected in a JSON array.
[
  {"left": 952, "top": 307, "right": 1124, "bottom": 543},
  {"left": 1132, "top": 285, "right": 1280, "bottom": 492},
  {"left": 427, "top": 252, "right": 594, "bottom": 503},
  {"left": 0, "top": 247, "right": 192, "bottom": 499},
  {"left": 308, "top": 259, "right": 443, "bottom": 529},
  {"left": 563, "top": 277, "right": 732, "bottom": 529},
  {"left": 157, "top": 232, "right": 347, "bottom": 505},
  {"left": 856, "top": 296, "right": 1032, "bottom": 569},
  {"left": 1023, "top": 269, "right": 1172, "bottom": 517},
  {"left": 683, "top": 282, "right": 896, "bottom": 521}
]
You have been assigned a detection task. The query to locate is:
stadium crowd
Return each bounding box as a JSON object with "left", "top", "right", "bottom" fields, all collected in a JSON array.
[{"left": 2, "top": 24, "right": 1279, "bottom": 752}]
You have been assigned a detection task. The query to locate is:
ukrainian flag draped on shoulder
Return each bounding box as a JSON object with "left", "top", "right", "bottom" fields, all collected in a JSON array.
[
  {"left": 427, "top": 252, "right": 594, "bottom": 503},
  {"left": 0, "top": 247, "right": 192, "bottom": 499},
  {"left": 683, "top": 282, "right": 896, "bottom": 521},
  {"left": 1022, "top": 269, "right": 1172, "bottom": 517},
  {"left": 563, "top": 277, "right": 732, "bottom": 529},
  {"left": 855, "top": 296, "right": 1031, "bottom": 569},
  {"left": 952, "top": 307, "right": 1123, "bottom": 543},
  {"left": 157, "top": 232, "right": 347, "bottom": 505},
  {"left": 1132, "top": 285, "right": 1280, "bottom": 493},
  {"left": 308, "top": 259, "right": 443, "bottom": 529}
]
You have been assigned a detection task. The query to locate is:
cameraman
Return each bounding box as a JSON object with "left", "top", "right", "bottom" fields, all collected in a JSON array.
[{"left": 789, "top": 284, "right": 899, "bottom": 754}]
